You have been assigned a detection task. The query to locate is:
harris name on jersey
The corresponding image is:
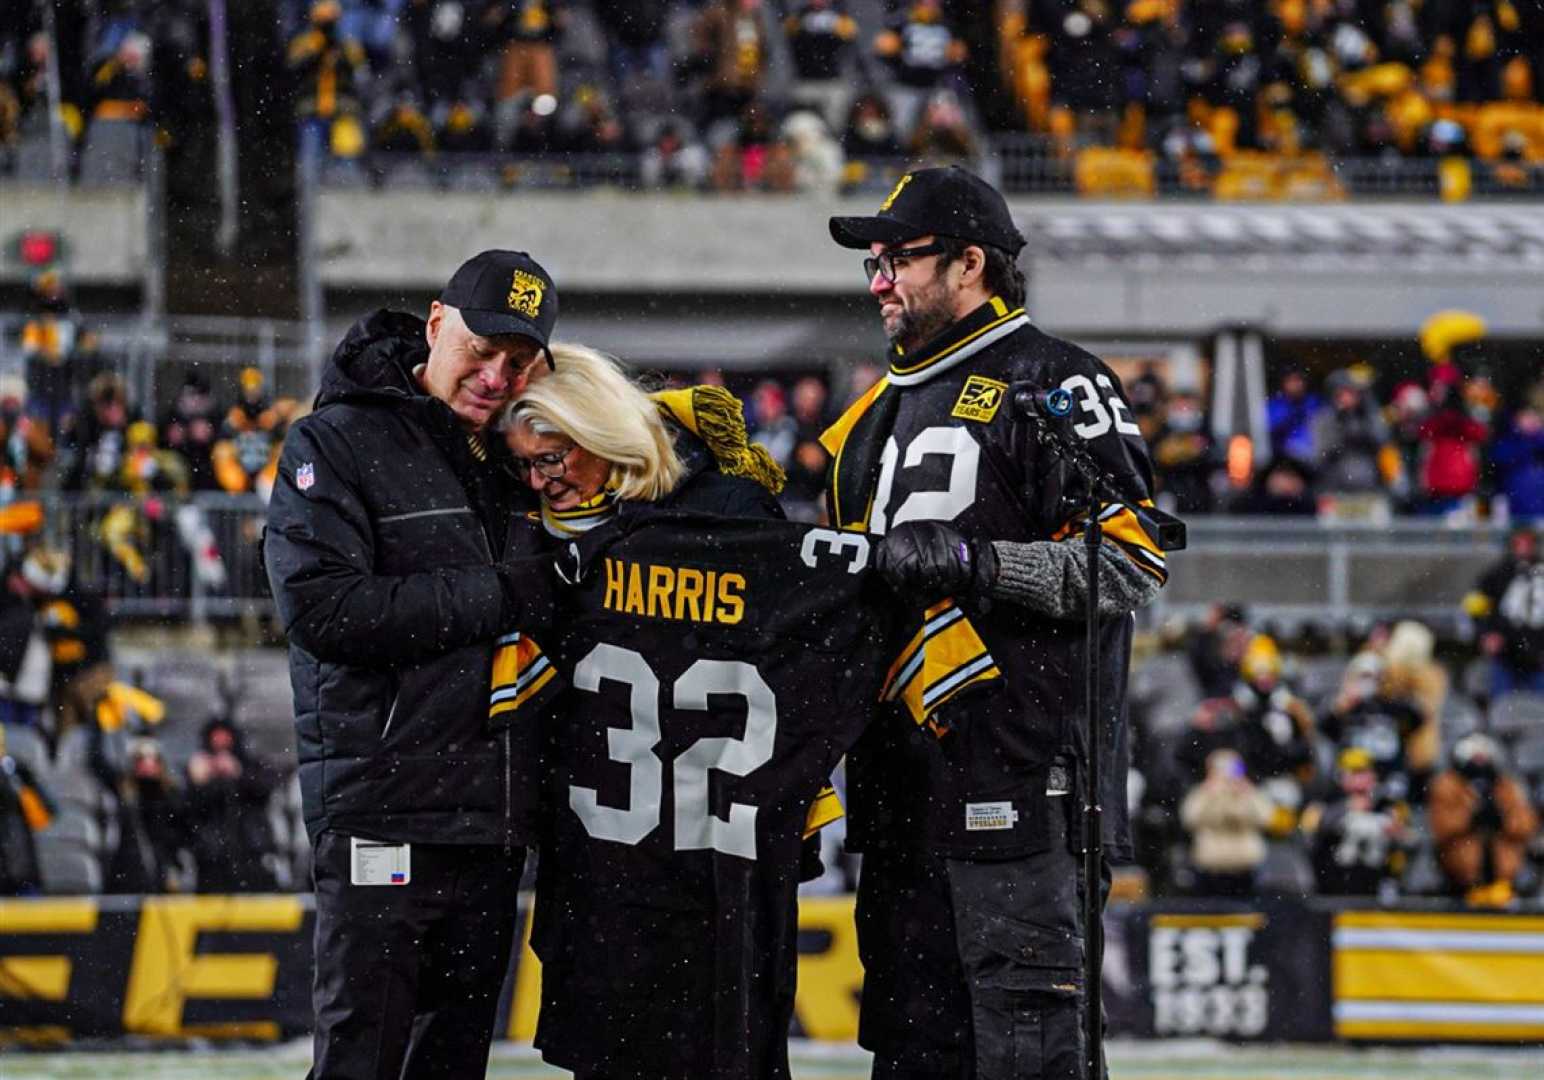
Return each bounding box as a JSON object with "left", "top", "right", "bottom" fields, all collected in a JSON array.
[{"left": 601, "top": 556, "right": 747, "bottom": 626}]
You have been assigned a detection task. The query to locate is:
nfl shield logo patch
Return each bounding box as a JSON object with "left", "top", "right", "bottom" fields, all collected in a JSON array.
[{"left": 296, "top": 463, "right": 315, "bottom": 492}]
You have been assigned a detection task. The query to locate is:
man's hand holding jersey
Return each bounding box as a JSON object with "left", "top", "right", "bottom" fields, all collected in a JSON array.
[
  {"left": 874, "top": 520, "right": 998, "bottom": 608},
  {"left": 876, "top": 518, "right": 1164, "bottom": 621}
]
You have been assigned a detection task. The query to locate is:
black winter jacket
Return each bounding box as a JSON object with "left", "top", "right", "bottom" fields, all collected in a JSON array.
[{"left": 265, "top": 310, "right": 551, "bottom": 846}]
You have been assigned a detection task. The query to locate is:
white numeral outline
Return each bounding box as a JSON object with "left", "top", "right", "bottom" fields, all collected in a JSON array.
[
  {"left": 567, "top": 645, "right": 780, "bottom": 860},
  {"left": 871, "top": 426, "right": 980, "bottom": 535}
]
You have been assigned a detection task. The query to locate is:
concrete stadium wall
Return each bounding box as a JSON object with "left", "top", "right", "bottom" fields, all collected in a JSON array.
[
  {"left": 0, "top": 184, "right": 148, "bottom": 285},
  {"left": 313, "top": 193, "right": 1544, "bottom": 339}
]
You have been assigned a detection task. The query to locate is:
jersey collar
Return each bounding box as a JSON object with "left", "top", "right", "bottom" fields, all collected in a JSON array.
[{"left": 887, "top": 296, "right": 1030, "bottom": 387}]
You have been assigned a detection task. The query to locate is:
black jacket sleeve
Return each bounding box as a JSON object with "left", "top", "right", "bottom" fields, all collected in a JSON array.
[{"left": 264, "top": 418, "right": 552, "bottom": 667}]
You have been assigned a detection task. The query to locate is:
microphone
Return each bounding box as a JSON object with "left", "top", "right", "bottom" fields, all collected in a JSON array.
[{"left": 1012, "top": 386, "right": 1075, "bottom": 420}]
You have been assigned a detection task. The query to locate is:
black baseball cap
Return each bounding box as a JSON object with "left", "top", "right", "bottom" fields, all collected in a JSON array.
[
  {"left": 440, "top": 249, "right": 559, "bottom": 368},
  {"left": 829, "top": 165, "right": 1025, "bottom": 256}
]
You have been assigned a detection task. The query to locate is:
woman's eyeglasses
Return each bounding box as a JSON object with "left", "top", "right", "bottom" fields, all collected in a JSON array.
[
  {"left": 513, "top": 446, "right": 573, "bottom": 480},
  {"left": 863, "top": 241, "right": 948, "bottom": 284}
]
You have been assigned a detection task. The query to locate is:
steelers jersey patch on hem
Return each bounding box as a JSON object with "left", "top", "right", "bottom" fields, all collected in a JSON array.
[{"left": 951, "top": 375, "right": 1008, "bottom": 423}]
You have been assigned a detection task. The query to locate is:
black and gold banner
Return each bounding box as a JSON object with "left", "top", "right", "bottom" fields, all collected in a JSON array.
[{"left": 5, "top": 896, "right": 1544, "bottom": 1046}]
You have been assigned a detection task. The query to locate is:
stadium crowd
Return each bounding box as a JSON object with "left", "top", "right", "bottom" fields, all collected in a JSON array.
[{"left": 7, "top": 2, "right": 1544, "bottom": 195}]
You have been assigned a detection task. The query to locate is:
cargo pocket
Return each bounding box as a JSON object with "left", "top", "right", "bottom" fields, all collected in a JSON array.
[{"left": 968, "top": 912, "right": 1084, "bottom": 1080}]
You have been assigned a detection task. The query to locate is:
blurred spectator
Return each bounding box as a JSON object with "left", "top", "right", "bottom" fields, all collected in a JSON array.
[
  {"left": 286, "top": 1, "right": 369, "bottom": 161},
  {"left": 184, "top": 716, "right": 281, "bottom": 892},
  {"left": 558, "top": 85, "right": 630, "bottom": 156},
  {"left": 640, "top": 117, "right": 710, "bottom": 188},
  {"left": 1429, "top": 733, "right": 1539, "bottom": 907},
  {"left": 1320, "top": 621, "right": 1444, "bottom": 803},
  {"left": 371, "top": 90, "right": 436, "bottom": 157},
  {"left": 694, "top": 0, "right": 771, "bottom": 127},
  {"left": 750, "top": 379, "right": 798, "bottom": 467},
  {"left": 61, "top": 372, "right": 132, "bottom": 492},
  {"left": 403, "top": 0, "right": 479, "bottom": 108},
  {"left": 784, "top": 1, "right": 860, "bottom": 129},
  {"left": 7, "top": 547, "right": 110, "bottom": 750},
  {"left": 874, "top": 0, "right": 967, "bottom": 137},
  {"left": 19, "top": 270, "right": 87, "bottom": 438},
  {"left": 1125, "top": 360, "right": 1168, "bottom": 440},
  {"left": 1186, "top": 601, "right": 1251, "bottom": 698},
  {"left": 1302, "top": 747, "right": 1412, "bottom": 899},
  {"left": 1230, "top": 634, "right": 1317, "bottom": 822},
  {"left": 1466, "top": 525, "right": 1544, "bottom": 696},
  {"left": 500, "top": 90, "right": 559, "bottom": 154},
  {"left": 107, "top": 735, "right": 189, "bottom": 894},
  {"left": 0, "top": 721, "right": 52, "bottom": 895},
  {"left": 781, "top": 109, "right": 843, "bottom": 193},
  {"left": 782, "top": 375, "right": 831, "bottom": 515},
  {"left": 1180, "top": 748, "right": 1272, "bottom": 897},
  {"left": 595, "top": 0, "right": 671, "bottom": 92},
  {"left": 1417, "top": 366, "right": 1490, "bottom": 512},
  {"left": 1150, "top": 388, "right": 1216, "bottom": 514},
  {"left": 1311, "top": 368, "right": 1393, "bottom": 498},
  {"left": 212, "top": 368, "right": 284, "bottom": 496},
  {"left": 160, "top": 372, "right": 221, "bottom": 492},
  {"left": 437, "top": 99, "right": 494, "bottom": 154},
  {"left": 1237, "top": 456, "right": 1316, "bottom": 517},
  {"left": 0, "top": 378, "right": 54, "bottom": 496},
  {"left": 1490, "top": 400, "right": 1544, "bottom": 520},
  {"left": 1385, "top": 379, "right": 1430, "bottom": 507},
  {"left": 1044, "top": 0, "right": 1125, "bottom": 148},
  {"left": 907, "top": 89, "right": 979, "bottom": 167},
  {"left": 84, "top": 30, "right": 151, "bottom": 128},
  {"left": 486, "top": 1, "right": 563, "bottom": 103},
  {"left": 710, "top": 100, "right": 792, "bottom": 191},
  {"left": 842, "top": 91, "right": 904, "bottom": 162},
  {"left": 1267, "top": 368, "right": 1321, "bottom": 465}
]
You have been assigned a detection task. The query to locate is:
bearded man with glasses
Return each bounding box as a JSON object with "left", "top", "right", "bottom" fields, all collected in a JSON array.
[{"left": 821, "top": 166, "right": 1170, "bottom": 1079}]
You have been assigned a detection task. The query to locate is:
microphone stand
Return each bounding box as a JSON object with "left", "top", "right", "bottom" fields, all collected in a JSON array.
[{"left": 1011, "top": 386, "right": 1186, "bottom": 1080}]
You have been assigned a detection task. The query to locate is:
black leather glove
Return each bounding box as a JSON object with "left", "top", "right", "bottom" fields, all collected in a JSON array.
[{"left": 874, "top": 521, "right": 999, "bottom": 608}]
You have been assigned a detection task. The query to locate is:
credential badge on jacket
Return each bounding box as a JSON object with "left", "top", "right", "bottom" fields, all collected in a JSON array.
[
  {"left": 507, "top": 270, "right": 545, "bottom": 319},
  {"left": 297, "top": 462, "right": 315, "bottom": 492},
  {"left": 951, "top": 376, "right": 1008, "bottom": 423}
]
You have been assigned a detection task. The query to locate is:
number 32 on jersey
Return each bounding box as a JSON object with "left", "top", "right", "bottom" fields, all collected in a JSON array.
[
  {"left": 869, "top": 372, "right": 1139, "bottom": 534},
  {"left": 568, "top": 528, "right": 870, "bottom": 860}
]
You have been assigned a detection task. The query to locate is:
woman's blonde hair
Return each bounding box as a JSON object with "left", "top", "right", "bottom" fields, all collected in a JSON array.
[{"left": 503, "top": 342, "right": 684, "bottom": 501}]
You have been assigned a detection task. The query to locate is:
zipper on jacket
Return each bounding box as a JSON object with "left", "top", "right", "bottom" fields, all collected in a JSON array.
[{"left": 502, "top": 729, "right": 513, "bottom": 856}]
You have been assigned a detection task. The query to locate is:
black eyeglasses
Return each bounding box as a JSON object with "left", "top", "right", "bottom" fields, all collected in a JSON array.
[
  {"left": 513, "top": 446, "right": 573, "bottom": 480},
  {"left": 863, "top": 241, "right": 949, "bottom": 284}
]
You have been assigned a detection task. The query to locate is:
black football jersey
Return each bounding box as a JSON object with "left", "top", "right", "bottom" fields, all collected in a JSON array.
[
  {"left": 823, "top": 301, "right": 1166, "bottom": 860},
  {"left": 518, "top": 513, "right": 895, "bottom": 1080}
]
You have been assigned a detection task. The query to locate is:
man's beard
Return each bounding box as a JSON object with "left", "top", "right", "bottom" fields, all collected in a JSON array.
[{"left": 885, "top": 279, "right": 955, "bottom": 353}]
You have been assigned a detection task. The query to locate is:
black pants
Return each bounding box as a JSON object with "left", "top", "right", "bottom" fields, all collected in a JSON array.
[
  {"left": 307, "top": 832, "right": 526, "bottom": 1080},
  {"left": 857, "top": 799, "right": 1095, "bottom": 1080}
]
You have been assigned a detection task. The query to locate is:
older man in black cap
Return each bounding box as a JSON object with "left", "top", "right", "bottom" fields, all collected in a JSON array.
[
  {"left": 821, "top": 167, "right": 1168, "bottom": 1078},
  {"left": 265, "top": 250, "right": 560, "bottom": 1079}
]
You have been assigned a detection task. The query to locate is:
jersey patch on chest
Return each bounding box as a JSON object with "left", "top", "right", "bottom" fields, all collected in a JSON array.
[{"left": 950, "top": 376, "right": 1008, "bottom": 423}]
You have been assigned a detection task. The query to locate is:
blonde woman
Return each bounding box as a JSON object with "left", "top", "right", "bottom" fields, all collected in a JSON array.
[
  {"left": 491, "top": 342, "right": 817, "bottom": 1078},
  {"left": 501, "top": 341, "right": 785, "bottom": 531}
]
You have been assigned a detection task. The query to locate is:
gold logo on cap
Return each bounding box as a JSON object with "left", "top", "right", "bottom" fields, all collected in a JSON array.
[
  {"left": 507, "top": 270, "right": 544, "bottom": 319},
  {"left": 951, "top": 375, "right": 1007, "bottom": 423},
  {"left": 879, "top": 173, "right": 914, "bottom": 212}
]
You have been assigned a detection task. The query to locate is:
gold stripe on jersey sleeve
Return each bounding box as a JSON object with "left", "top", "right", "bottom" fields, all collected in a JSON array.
[
  {"left": 881, "top": 600, "right": 1001, "bottom": 735},
  {"left": 803, "top": 784, "right": 845, "bottom": 838},
  {"left": 1053, "top": 501, "right": 1168, "bottom": 585},
  {"left": 490, "top": 635, "right": 555, "bottom": 719}
]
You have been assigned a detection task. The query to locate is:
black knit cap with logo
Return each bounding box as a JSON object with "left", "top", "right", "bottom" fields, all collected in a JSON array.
[
  {"left": 440, "top": 249, "right": 559, "bottom": 368},
  {"left": 829, "top": 165, "right": 1025, "bottom": 256}
]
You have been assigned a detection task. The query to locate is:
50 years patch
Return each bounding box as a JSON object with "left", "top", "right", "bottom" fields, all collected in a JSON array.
[{"left": 951, "top": 375, "right": 1008, "bottom": 423}]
